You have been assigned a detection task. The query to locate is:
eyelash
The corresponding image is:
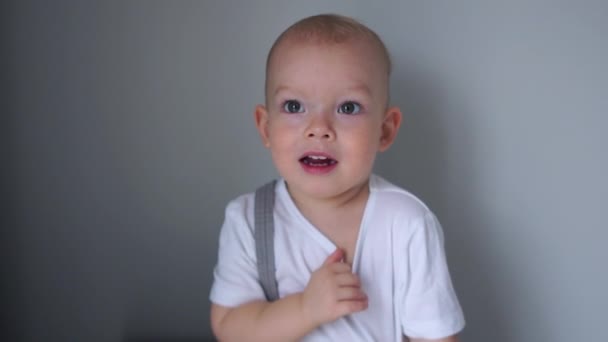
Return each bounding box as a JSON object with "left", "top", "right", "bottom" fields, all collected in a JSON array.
[
  {"left": 282, "top": 100, "right": 304, "bottom": 113},
  {"left": 338, "top": 101, "right": 362, "bottom": 115},
  {"left": 280, "top": 100, "right": 364, "bottom": 115}
]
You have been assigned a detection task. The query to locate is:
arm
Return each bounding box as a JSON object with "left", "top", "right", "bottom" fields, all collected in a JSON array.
[
  {"left": 211, "top": 294, "right": 312, "bottom": 342},
  {"left": 409, "top": 335, "right": 459, "bottom": 342},
  {"left": 211, "top": 249, "right": 367, "bottom": 342},
  {"left": 400, "top": 213, "right": 465, "bottom": 340}
]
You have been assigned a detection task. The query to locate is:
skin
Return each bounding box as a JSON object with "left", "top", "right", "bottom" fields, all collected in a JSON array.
[
  {"left": 211, "top": 37, "right": 458, "bottom": 342},
  {"left": 261, "top": 39, "right": 394, "bottom": 207}
]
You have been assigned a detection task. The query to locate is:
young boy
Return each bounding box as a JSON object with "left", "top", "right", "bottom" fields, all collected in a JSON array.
[{"left": 210, "top": 14, "right": 465, "bottom": 341}]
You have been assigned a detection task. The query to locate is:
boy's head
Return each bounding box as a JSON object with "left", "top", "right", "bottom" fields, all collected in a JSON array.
[
  {"left": 265, "top": 14, "right": 392, "bottom": 106},
  {"left": 255, "top": 14, "right": 402, "bottom": 201}
]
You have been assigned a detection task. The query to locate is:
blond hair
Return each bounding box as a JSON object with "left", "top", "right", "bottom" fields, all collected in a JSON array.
[{"left": 265, "top": 14, "right": 392, "bottom": 96}]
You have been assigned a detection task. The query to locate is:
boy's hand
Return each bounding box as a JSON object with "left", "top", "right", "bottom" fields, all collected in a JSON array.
[{"left": 300, "top": 248, "right": 368, "bottom": 326}]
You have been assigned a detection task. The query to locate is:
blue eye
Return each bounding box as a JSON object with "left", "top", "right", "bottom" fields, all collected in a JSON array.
[
  {"left": 338, "top": 101, "right": 361, "bottom": 115},
  {"left": 283, "top": 100, "right": 304, "bottom": 113}
]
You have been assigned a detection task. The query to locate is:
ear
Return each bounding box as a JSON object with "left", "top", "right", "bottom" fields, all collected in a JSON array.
[
  {"left": 254, "top": 104, "right": 271, "bottom": 148},
  {"left": 378, "top": 106, "right": 402, "bottom": 152}
]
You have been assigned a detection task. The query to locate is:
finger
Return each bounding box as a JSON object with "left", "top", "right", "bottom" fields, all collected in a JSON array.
[
  {"left": 335, "top": 299, "right": 368, "bottom": 317},
  {"left": 336, "top": 287, "right": 368, "bottom": 301},
  {"left": 323, "top": 248, "right": 344, "bottom": 266},
  {"left": 335, "top": 273, "right": 361, "bottom": 287},
  {"left": 328, "top": 262, "right": 352, "bottom": 274}
]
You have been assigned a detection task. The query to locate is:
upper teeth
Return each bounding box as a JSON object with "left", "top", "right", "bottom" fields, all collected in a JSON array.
[{"left": 309, "top": 155, "right": 327, "bottom": 160}]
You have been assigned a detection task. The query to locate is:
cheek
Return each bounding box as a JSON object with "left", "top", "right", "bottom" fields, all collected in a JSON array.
[
  {"left": 343, "top": 121, "right": 383, "bottom": 148},
  {"left": 267, "top": 119, "right": 287, "bottom": 140},
  {"left": 267, "top": 123, "right": 297, "bottom": 158},
  {"left": 268, "top": 115, "right": 302, "bottom": 134},
  {"left": 342, "top": 131, "right": 381, "bottom": 166}
]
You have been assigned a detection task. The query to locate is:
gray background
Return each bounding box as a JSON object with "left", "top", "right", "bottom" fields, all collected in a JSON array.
[{"left": 3, "top": 1, "right": 607, "bottom": 341}]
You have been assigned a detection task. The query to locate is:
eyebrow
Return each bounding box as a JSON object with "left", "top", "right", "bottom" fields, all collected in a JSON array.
[
  {"left": 273, "top": 83, "right": 373, "bottom": 97},
  {"left": 272, "top": 85, "right": 292, "bottom": 97}
]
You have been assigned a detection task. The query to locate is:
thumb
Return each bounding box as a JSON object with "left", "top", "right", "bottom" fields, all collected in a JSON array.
[{"left": 323, "top": 248, "right": 344, "bottom": 266}]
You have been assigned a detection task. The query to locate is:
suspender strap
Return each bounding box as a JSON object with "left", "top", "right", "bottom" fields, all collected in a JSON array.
[{"left": 254, "top": 180, "right": 279, "bottom": 302}]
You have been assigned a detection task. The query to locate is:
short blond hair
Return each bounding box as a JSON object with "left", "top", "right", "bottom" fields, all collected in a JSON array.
[{"left": 265, "top": 14, "right": 392, "bottom": 96}]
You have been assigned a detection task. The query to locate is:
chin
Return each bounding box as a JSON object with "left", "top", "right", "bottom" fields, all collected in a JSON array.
[
  {"left": 303, "top": 178, "right": 365, "bottom": 200},
  {"left": 283, "top": 176, "right": 335, "bottom": 197}
]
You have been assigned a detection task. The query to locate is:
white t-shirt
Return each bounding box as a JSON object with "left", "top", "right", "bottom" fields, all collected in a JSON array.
[{"left": 210, "top": 174, "right": 465, "bottom": 341}]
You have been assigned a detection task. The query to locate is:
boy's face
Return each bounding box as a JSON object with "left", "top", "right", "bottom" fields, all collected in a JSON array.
[{"left": 255, "top": 39, "right": 401, "bottom": 201}]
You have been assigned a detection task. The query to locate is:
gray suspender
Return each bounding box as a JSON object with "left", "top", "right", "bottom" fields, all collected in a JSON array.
[{"left": 254, "top": 180, "right": 280, "bottom": 302}]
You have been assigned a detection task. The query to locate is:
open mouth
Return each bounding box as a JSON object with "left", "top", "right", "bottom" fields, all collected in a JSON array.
[{"left": 299, "top": 154, "right": 338, "bottom": 167}]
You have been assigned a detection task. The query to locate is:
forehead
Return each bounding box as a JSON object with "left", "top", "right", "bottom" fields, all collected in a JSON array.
[
  {"left": 270, "top": 35, "right": 388, "bottom": 73},
  {"left": 266, "top": 39, "right": 388, "bottom": 97}
]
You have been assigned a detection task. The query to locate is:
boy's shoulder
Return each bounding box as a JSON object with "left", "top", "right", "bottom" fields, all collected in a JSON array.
[
  {"left": 369, "top": 174, "right": 434, "bottom": 221},
  {"left": 222, "top": 190, "right": 256, "bottom": 230}
]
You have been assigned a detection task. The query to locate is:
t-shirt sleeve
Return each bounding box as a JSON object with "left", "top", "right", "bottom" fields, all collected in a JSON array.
[
  {"left": 400, "top": 211, "right": 465, "bottom": 339},
  {"left": 209, "top": 197, "right": 266, "bottom": 307}
]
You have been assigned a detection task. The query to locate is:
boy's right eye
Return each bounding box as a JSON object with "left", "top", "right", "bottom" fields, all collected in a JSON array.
[{"left": 283, "top": 100, "right": 304, "bottom": 113}]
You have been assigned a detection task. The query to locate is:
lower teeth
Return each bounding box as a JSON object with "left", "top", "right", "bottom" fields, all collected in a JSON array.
[{"left": 300, "top": 155, "right": 338, "bottom": 166}]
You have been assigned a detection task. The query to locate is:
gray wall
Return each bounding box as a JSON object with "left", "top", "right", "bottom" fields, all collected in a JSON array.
[{"left": 4, "top": 1, "right": 607, "bottom": 341}]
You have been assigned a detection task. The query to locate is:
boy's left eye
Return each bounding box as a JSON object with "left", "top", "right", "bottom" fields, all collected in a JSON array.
[{"left": 338, "top": 101, "right": 362, "bottom": 115}]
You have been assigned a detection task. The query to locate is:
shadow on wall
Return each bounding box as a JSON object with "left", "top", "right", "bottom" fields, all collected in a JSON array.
[
  {"left": 2, "top": 2, "right": 23, "bottom": 340},
  {"left": 123, "top": 337, "right": 216, "bottom": 342},
  {"left": 376, "top": 65, "right": 510, "bottom": 341}
]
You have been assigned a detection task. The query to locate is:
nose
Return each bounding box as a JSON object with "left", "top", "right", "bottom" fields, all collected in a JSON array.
[{"left": 304, "top": 113, "right": 335, "bottom": 141}]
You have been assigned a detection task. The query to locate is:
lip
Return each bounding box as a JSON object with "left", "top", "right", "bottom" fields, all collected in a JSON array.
[
  {"left": 299, "top": 151, "right": 336, "bottom": 160},
  {"left": 299, "top": 151, "right": 338, "bottom": 175}
]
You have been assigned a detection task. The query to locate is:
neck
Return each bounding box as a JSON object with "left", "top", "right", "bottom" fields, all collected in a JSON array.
[{"left": 287, "top": 178, "right": 371, "bottom": 217}]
